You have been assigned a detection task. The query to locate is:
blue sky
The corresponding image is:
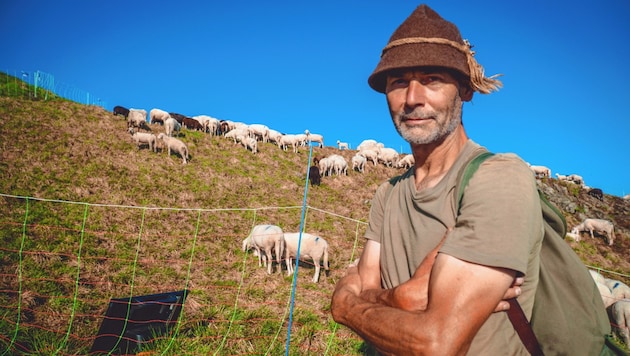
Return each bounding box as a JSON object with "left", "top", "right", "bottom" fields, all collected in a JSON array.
[{"left": 1, "top": 1, "right": 628, "bottom": 197}]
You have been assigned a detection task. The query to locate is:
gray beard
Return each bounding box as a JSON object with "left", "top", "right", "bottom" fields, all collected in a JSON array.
[{"left": 394, "top": 98, "right": 463, "bottom": 145}]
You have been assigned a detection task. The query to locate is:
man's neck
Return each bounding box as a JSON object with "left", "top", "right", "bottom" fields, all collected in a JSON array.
[{"left": 410, "top": 125, "right": 468, "bottom": 191}]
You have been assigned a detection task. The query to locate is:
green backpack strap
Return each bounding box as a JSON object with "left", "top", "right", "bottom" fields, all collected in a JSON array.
[{"left": 456, "top": 151, "right": 495, "bottom": 211}]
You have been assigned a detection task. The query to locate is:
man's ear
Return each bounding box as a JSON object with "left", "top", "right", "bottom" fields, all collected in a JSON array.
[{"left": 460, "top": 85, "right": 474, "bottom": 102}]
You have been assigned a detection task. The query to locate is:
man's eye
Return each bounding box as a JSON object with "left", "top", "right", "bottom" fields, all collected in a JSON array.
[
  {"left": 421, "top": 76, "right": 440, "bottom": 85},
  {"left": 390, "top": 78, "right": 408, "bottom": 87}
]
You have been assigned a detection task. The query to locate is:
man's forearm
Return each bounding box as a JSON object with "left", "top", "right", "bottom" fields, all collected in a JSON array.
[{"left": 333, "top": 289, "right": 453, "bottom": 355}]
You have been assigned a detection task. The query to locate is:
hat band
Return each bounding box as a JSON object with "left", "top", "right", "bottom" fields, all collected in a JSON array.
[{"left": 381, "top": 36, "right": 503, "bottom": 94}]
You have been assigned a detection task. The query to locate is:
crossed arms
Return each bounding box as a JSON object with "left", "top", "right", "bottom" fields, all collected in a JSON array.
[{"left": 330, "top": 237, "right": 521, "bottom": 355}]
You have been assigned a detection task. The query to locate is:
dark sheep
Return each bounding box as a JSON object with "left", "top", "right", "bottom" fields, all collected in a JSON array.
[
  {"left": 182, "top": 117, "right": 204, "bottom": 131},
  {"left": 113, "top": 105, "right": 130, "bottom": 118},
  {"left": 169, "top": 112, "right": 187, "bottom": 124},
  {"left": 309, "top": 166, "right": 321, "bottom": 186},
  {"left": 588, "top": 188, "right": 604, "bottom": 201}
]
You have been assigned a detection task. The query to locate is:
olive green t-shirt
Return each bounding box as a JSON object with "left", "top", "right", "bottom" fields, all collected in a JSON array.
[{"left": 365, "top": 140, "right": 544, "bottom": 355}]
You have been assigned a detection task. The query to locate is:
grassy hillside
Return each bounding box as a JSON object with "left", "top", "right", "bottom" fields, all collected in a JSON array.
[{"left": 0, "top": 93, "right": 628, "bottom": 354}]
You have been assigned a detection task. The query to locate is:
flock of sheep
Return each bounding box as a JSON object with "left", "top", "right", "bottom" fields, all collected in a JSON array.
[
  {"left": 114, "top": 105, "right": 416, "bottom": 180},
  {"left": 241, "top": 224, "right": 330, "bottom": 283},
  {"left": 590, "top": 269, "right": 630, "bottom": 347},
  {"left": 115, "top": 105, "right": 630, "bottom": 347}
]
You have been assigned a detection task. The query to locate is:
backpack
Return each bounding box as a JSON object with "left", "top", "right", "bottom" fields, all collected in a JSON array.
[{"left": 458, "top": 151, "right": 614, "bottom": 356}]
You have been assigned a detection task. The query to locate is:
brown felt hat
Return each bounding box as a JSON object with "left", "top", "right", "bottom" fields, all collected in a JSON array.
[{"left": 368, "top": 4, "right": 501, "bottom": 94}]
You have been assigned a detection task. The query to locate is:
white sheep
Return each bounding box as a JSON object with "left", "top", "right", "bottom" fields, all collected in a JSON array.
[
  {"left": 378, "top": 147, "right": 399, "bottom": 167},
  {"left": 225, "top": 127, "right": 249, "bottom": 144},
  {"left": 304, "top": 130, "right": 324, "bottom": 147},
  {"left": 242, "top": 136, "right": 258, "bottom": 154},
  {"left": 164, "top": 117, "right": 181, "bottom": 137},
  {"left": 588, "top": 270, "right": 616, "bottom": 308},
  {"left": 149, "top": 108, "right": 170, "bottom": 125},
  {"left": 294, "top": 133, "right": 308, "bottom": 147},
  {"left": 571, "top": 218, "right": 616, "bottom": 246},
  {"left": 283, "top": 232, "right": 329, "bottom": 283},
  {"left": 267, "top": 129, "right": 283, "bottom": 144},
  {"left": 555, "top": 173, "right": 570, "bottom": 181},
  {"left": 395, "top": 154, "right": 415, "bottom": 169},
  {"left": 568, "top": 174, "right": 584, "bottom": 186},
  {"left": 248, "top": 124, "right": 270, "bottom": 143},
  {"left": 326, "top": 154, "right": 347, "bottom": 176},
  {"left": 336, "top": 140, "right": 349, "bottom": 150},
  {"left": 565, "top": 231, "right": 581, "bottom": 242},
  {"left": 357, "top": 139, "right": 382, "bottom": 152},
  {"left": 528, "top": 164, "right": 551, "bottom": 178},
  {"left": 127, "top": 108, "right": 149, "bottom": 131},
  {"left": 358, "top": 149, "right": 379, "bottom": 166},
  {"left": 351, "top": 154, "right": 366, "bottom": 173},
  {"left": 605, "top": 278, "right": 630, "bottom": 301},
  {"left": 242, "top": 224, "right": 285, "bottom": 274},
  {"left": 278, "top": 134, "right": 300, "bottom": 153},
  {"left": 128, "top": 127, "right": 157, "bottom": 152},
  {"left": 157, "top": 133, "right": 189, "bottom": 164},
  {"left": 318, "top": 156, "right": 333, "bottom": 176},
  {"left": 610, "top": 299, "right": 630, "bottom": 347}
]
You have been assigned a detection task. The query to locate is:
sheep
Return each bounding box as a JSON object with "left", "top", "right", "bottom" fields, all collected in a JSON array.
[
  {"left": 149, "top": 108, "right": 170, "bottom": 125},
  {"left": 336, "top": 140, "right": 349, "bottom": 150},
  {"left": 351, "top": 154, "right": 366, "bottom": 173},
  {"left": 568, "top": 174, "right": 584, "bottom": 186},
  {"left": 571, "top": 218, "right": 616, "bottom": 246},
  {"left": 318, "top": 156, "right": 333, "bottom": 176},
  {"left": 378, "top": 147, "right": 399, "bottom": 167},
  {"left": 128, "top": 127, "right": 157, "bottom": 152},
  {"left": 267, "top": 129, "right": 283, "bottom": 144},
  {"left": 565, "top": 231, "right": 581, "bottom": 242},
  {"left": 555, "top": 173, "right": 570, "bottom": 181},
  {"left": 605, "top": 278, "right": 630, "bottom": 301},
  {"left": 283, "top": 232, "right": 329, "bottom": 283},
  {"left": 241, "top": 136, "right": 258, "bottom": 154},
  {"left": 358, "top": 149, "right": 379, "bottom": 166},
  {"left": 192, "top": 115, "right": 213, "bottom": 133},
  {"left": 588, "top": 188, "right": 604, "bottom": 201},
  {"left": 182, "top": 117, "right": 204, "bottom": 131},
  {"left": 113, "top": 105, "right": 130, "bottom": 118},
  {"left": 202, "top": 116, "right": 221, "bottom": 136},
  {"left": 294, "top": 133, "right": 308, "bottom": 147},
  {"left": 304, "top": 130, "right": 324, "bottom": 147},
  {"left": 157, "top": 133, "right": 189, "bottom": 164},
  {"left": 396, "top": 154, "right": 415, "bottom": 169},
  {"left": 357, "top": 139, "right": 382, "bottom": 152},
  {"left": 528, "top": 164, "right": 551, "bottom": 179},
  {"left": 164, "top": 117, "right": 181, "bottom": 137},
  {"left": 309, "top": 165, "right": 321, "bottom": 186},
  {"left": 225, "top": 127, "right": 249, "bottom": 144},
  {"left": 278, "top": 134, "right": 300, "bottom": 153},
  {"left": 169, "top": 112, "right": 187, "bottom": 124},
  {"left": 127, "top": 108, "right": 150, "bottom": 131},
  {"left": 589, "top": 270, "right": 616, "bottom": 308},
  {"left": 609, "top": 299, "right": 630, "bottom": 347},
  {"left": 329, "top": 154, "right": 348, "bottom": 176},
  {"left": 242, "top": 224, "right": 285, "bottom": 274},
  {"left": 248, "top": 124, "right": 270, "bottom": 143}
]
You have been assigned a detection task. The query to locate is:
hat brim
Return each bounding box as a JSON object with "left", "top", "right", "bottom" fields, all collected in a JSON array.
[{"left": 368, "top": 42, "right": 470, "bottom": 93}]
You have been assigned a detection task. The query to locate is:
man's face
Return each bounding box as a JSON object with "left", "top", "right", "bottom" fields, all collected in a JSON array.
[{"left": 385, "top": 68, "right": 471, "bottom": 145}]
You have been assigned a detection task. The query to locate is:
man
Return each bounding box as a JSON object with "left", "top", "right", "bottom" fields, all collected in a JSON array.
[{"left": 331, "top": 5, "right": 543, "bottom": 355}]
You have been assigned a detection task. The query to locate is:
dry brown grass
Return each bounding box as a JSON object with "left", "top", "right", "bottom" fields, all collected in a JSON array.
[{"left": 0, "top": 96, "right": 628, "bottom": 354}]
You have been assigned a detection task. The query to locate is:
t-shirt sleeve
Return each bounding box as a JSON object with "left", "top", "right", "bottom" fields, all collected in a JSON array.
[
  {"left": 441, "top": 154, "right": 543, "bottom": 275},
  {"left": 364, "top": 180, "right": 392, "bottom": 243}
]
